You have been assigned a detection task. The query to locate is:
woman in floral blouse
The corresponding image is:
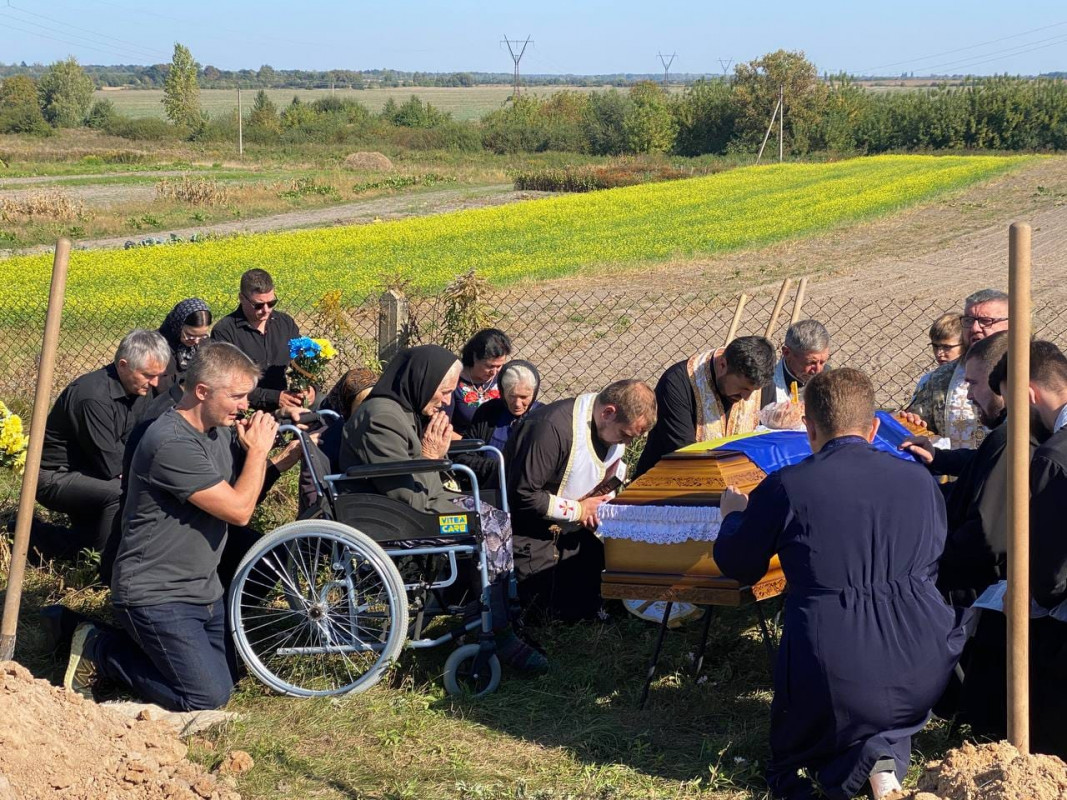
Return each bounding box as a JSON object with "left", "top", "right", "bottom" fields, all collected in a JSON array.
[{"left": 449, "top": 328, "right": 513, "bottom": 434}]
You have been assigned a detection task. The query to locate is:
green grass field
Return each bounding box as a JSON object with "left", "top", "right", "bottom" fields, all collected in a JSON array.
[{"left": 94, "top": 85, "right": 613, "bottom": 122}]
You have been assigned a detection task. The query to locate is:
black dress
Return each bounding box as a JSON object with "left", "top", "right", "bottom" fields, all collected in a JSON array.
[{"left": 505, "top": 398, "right": 607, "bottom": 622}]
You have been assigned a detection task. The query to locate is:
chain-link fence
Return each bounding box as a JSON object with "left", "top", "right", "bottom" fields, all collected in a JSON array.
[{"left": 2, "top": 282, "right": 1066, "bottom": 413}]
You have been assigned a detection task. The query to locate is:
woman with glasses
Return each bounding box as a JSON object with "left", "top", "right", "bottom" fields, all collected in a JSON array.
[{"left": 158, "top": 298, "right": 212, "bottom": 390}]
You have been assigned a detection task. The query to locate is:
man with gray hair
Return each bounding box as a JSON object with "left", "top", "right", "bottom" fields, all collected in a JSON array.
[
  {"left": 36, "top": 329, "right": 171, "bottom": 558},
  {"left": 761, "top": 319, "right": 832, "bottom": 407},
  {"left": 907, "top": 289, "right": 1009, "bottom": 448}
]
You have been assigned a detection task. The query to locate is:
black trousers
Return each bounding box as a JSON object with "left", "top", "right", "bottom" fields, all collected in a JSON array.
[
  {"left": 35, "top": 469, "right": 121, "bottom": 560},
  {"left": 514, "top": 525, "right": 604, "bottom": 623}
]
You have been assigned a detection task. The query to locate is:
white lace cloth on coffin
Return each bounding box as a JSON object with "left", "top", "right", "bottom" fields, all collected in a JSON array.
[{"left": 598, "top": 504, "right": 722, "bottom": 544}]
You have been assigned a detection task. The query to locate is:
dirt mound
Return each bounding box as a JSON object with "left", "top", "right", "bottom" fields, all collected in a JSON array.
[
  {"left": 343, "top": 151, "right": 394, "bottom": 171},
  {"left": 0, "top": 661, "right": 240, "bottom": 799},
  {"left": 889, "top": 741, "right": 1067, "bottom": 800}
]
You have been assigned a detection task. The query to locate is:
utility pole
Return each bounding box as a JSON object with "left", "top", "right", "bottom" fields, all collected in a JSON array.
[
  {"left": 718, "top": 58, "right": 733, "bottom": 77},
  {"left": 501, "top": 35, "right": 532, "bottom": 98},
  {"left": 657, "top": 52, "right": 676, "bottom": 90},
  {"left": 778, "top": 83, "right": 784, "bottom": 163},
  {"left": 756, "top": 85, "right": 785, "bottom": 165},
  {"left": 237, "top": 86, "right": 243, "bottom": 156}
]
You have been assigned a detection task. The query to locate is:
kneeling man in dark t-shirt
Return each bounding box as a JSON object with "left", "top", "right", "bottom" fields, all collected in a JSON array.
[{"left": 63, "top": 341, "right": 303, "bottom": 710}]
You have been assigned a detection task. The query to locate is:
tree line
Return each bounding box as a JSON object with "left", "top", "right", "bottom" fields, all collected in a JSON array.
[{"left": 2, "top": 48, "right": 1065, "bottom": 155}]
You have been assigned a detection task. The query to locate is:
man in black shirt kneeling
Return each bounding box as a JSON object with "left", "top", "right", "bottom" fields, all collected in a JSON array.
[{"left": 64, "top": 342, "right": 302, "bottom": 710}]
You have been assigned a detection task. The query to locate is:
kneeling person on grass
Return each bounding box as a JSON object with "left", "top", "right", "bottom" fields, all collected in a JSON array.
[
  {"left": 64, "top": 342, "right": 303, "bottom": 710},
  {"left": 716, "top": 368, "right": 963, "bottom": 800}
]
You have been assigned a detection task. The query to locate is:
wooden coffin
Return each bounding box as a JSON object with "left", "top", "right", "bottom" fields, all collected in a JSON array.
[{"left": 601, "top": 443, "right": 785, "bottom": 599}]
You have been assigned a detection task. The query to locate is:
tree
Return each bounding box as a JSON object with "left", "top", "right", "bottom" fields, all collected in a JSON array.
[
  {"left": 162, "top": 43, "right": 202, "bottom": 130},
  {"left": 38, "top": 57, "right": 94, "bottom": 127},
  {"left": 731, "top": 50, "right": 827, "bottom": 155},
  {"left": 0, "top": 74, "right": 51, "bottom": 135},
  {"left": 622, "top": 81, "right": 677, "bottom": 154},
  {"left": 247, "top": 89, "right": 280, "bottom": 135}
]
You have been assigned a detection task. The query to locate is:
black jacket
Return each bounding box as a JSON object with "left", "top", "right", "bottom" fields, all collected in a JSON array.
[{"left": 1031, "top": 425, "right": 1067, "bottom": 610}]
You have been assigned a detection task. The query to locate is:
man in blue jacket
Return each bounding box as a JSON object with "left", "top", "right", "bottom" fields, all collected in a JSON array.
[{"left": 717, "top": 368, "right": 963, "bottom": 800}]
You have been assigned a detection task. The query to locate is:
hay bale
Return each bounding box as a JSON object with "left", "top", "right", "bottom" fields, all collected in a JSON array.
[{"left": 343, "top": 152, "right": 394, "bottom": 172}]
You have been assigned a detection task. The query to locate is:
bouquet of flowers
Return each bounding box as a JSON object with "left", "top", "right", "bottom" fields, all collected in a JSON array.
[
  {"left": 0, "top": 401, "right": 29, "bottom": 474},
  {"left": 288, "top": 336, "right": 338, "bottom": 398}
]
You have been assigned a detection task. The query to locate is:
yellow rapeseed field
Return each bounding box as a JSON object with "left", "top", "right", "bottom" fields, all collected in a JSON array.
[{"left": 0, "top": 155, "right": 1028, "bottom": 320}]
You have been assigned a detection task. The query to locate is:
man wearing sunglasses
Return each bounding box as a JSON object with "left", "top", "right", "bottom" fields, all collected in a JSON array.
[
  {"left": 211, "top": 268, "right": 309, "bottom": 411},
  {"left": 905, "top": 288, "right": 1009, "bottom": 449}
]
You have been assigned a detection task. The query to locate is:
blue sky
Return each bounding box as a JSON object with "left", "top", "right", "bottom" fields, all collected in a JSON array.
[{"left": 1, "top": 1, "right": 1064, "bottom": 76}]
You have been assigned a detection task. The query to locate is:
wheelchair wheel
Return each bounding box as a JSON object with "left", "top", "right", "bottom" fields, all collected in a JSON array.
[
  {"left": 442, "top": 643, "right": 501, "bottom": 698},
  {"left": 229, "top": 520, "right": 408, "bottom": 697}
]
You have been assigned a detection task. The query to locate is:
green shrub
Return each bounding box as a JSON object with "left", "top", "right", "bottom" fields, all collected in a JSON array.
[{"left": 106, "top": 116, "right": 180, "bottom": 141}]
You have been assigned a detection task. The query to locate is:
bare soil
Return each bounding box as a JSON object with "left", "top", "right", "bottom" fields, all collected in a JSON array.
[
  {"left": 888, "top": 740, "right": 1067, "bottom": 800},
  {"left": 0, "top": 661, "right": 239, "bottom": 800}
]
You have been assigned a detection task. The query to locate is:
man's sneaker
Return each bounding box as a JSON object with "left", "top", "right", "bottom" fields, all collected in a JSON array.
[
  {"left": 38, "top": 605, "right": 91, "bottom": 654},
  {"left": 63, "top": 622, "right": 101, "bottom": 699}
]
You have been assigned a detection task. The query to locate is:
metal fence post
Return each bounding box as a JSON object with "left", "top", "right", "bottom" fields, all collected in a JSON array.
[{"left": 377, "top": 289, "right": 409, "bottom": 364}]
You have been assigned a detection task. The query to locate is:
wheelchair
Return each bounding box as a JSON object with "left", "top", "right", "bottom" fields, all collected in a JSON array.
[{"left": 227, "top": 409, "right": 511, "bottom": 698}]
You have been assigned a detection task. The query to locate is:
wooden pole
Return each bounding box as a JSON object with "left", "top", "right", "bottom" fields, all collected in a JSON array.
[
  {"left": 790, "top": 276, "right": 808, "bottom": 325},
  {"left": 237, "top": 87, "right": 243, "bottom": 157},
  {"left": 1006, "top": 221, "right": 1032, "bottom": 753},
  {"left": 764, "top": 278, "right": 792, "bottom": 339},
  {"left": 724, "top": 293, "right": 748, "bottom": 346},
  {"left": 756, "top": 98, "right": 781, "bottom": 166},
  {"left": 0, "top": 238, "right": 70, "bottom": 661},
  {"left": 778, "top": 84, "right": 784, "bottom": 163}
]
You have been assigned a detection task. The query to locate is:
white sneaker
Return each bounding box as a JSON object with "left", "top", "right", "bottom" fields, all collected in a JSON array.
[{"left": 869, "top": 770, "right": 902, "bottom": 799}]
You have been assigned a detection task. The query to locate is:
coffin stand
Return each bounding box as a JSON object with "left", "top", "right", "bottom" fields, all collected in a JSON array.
[{"left": 602, "top": 443, "right": 787, "bottom": 707}]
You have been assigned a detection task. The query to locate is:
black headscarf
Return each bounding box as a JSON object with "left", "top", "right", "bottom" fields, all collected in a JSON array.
[
  {"left": 369, "top": 345, "right": 460, "bottom": 433},
  {"left": 158, "top": 298, "right": 211, "bottom": 372},
  {"left": 497, "top": 359, "right": 541, "bottom": 406}
]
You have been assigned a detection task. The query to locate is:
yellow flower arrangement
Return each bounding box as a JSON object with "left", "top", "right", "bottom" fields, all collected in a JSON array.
[{"left": 0, "top": 401, "right": 29, "bottom": 475}]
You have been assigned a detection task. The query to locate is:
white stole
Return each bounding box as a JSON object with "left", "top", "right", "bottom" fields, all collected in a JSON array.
[{"left": 558, "top": 392, "right": 626, "bottom": 501}]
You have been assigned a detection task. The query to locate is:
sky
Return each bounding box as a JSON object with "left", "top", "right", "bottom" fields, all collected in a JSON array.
[{"left": 0, "top": 0, "right": 1065, "bottom": 77}]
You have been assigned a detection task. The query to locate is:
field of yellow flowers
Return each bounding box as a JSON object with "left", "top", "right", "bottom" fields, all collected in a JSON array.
[{"left": 0, "top": 155, "right": 1027, "bottom": 321}]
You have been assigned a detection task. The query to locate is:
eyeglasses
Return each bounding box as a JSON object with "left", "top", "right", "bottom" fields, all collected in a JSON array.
[
  {"left": 930, "top": 342, "right": 962, "bottom": 353},
  {"left": 243, "top": 294, "right": 278, "bottom": 310},
  {"left": 961, "top": 315, "right": 1008, "bottom": 330}
]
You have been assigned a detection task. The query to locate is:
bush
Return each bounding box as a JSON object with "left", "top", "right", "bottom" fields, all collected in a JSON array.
[
  {"left": 106, "top": 115, "right": 180, "bottom": 141},
  {"left": 513, "top": 161, "right": 696, "bottom": 192},
  {"left": 85, "top": 99, "right": 117, "bottom": 131}
]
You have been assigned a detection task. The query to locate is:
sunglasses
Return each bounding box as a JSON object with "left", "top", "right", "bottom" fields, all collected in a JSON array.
[{"left": 243, "top": 294, "right": 278, "bottom": 310}]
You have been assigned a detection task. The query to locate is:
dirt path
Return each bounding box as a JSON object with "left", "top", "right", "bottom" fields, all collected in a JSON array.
[
  {"left": 0, "top": 169, "right": 195, "bottom": 187},
  {"left": 2, "top": 184, "right": 542, "bottom": 256}
]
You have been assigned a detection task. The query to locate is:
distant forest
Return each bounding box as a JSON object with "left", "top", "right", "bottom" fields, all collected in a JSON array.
[
  {"left": 0, "top": 63, "right": 715, "bottom": 89},
  {"left": 0, "top": 62, "right": 1062, "bottom": 89}
]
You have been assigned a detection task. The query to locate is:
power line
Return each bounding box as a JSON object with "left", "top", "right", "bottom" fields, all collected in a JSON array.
[
  {"left": 657, "top": 52, "right": 676, "bottom": 89},
  {"left": 5, "top": 1, "right": 166, "bottom": 62},
  {"left": 862, "top": 19, "right": 1067, "bottom": 73},
  {"left": 920, "top": 33, "right": 1067, "bottom": 74},
  {"left": 501, "top": 35, "right": 532, "bottom": 98},
  {"left": 0, "top": 12, "right": 157, "bottom": 62}
]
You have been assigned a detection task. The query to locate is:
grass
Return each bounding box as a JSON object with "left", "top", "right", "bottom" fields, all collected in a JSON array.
[
  {"left": 95, "top": 86, "right": 617, "bottom": 123},
  {"left": 0, "top": 154, "right": 1030, "bottom": 320},
  {"left": 0, "top": 460, "right": 967, "bottom": 800}
]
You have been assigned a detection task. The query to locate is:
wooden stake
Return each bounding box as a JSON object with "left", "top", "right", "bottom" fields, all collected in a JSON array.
[
  {"left": 790, "top": 276, "right": 808, "bottom": 325},
  {"left": 0, "top": 238, "right": 70, "bottom": 661},
  {"left": 764, "top": 278, "right": 792, "bottom": 339},
  {"left": 725, "top": 293, "right": 748, "bottom": 346},
  {"left": 1007, "top": 221, "right": 1032, "bottom": 754}
]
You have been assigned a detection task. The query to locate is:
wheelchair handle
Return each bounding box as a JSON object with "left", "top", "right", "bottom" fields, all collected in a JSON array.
[
  {"left": 341, "top": 459, "right": 453, "bottom": 480},
  {"left": 447, "top": 439, "right": 486, "bottom": 455}
]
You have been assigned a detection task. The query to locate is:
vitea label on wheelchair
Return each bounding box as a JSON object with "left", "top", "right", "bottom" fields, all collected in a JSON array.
[{"left": 439, "top": 514, "right": 469, "bottom": 535}]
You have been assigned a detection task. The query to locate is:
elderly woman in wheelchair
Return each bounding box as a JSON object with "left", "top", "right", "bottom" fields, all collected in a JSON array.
[{"left": 227, "top": 345, "right": 546, "bottom": 699}]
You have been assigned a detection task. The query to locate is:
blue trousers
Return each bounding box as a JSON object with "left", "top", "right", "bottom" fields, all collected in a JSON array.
[{"left": 97, "top": 599, "right": 235, "bottom": 711}]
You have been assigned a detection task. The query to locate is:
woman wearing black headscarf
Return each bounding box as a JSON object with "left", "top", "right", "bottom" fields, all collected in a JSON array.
[
  {"left": 158, "top": 298, "right": 212, "bottom": 389},
  {"left": 340, "top": 345, "right": 547, "bottom": 672}
]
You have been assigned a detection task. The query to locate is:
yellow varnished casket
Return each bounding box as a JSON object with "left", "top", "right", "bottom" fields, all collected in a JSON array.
[{"left": 600, "top": 438, "right": 786, "bottom": 603}]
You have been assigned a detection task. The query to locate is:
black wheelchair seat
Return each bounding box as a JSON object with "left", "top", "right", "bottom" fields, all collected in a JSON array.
[{"left": 331, "top": 490, "right": 479, "bottom": 548}]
